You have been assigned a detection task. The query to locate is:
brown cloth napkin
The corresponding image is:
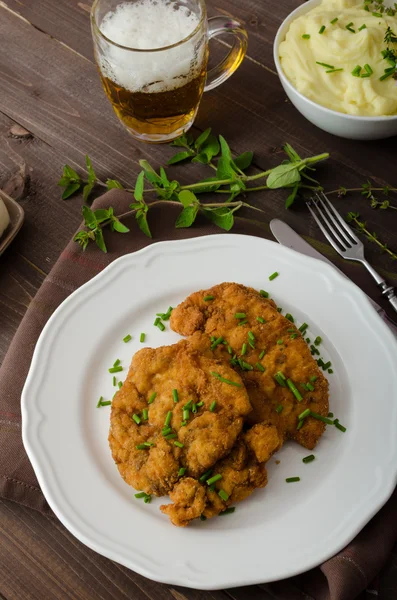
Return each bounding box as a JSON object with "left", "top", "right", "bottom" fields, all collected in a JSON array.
[{"left": 1, "top": 189, "right": 396, "bottom": 600}]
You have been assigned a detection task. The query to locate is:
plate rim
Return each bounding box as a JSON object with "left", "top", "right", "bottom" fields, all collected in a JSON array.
[{"left": 21, "top": 233, "right": 397, "bottom": 589}]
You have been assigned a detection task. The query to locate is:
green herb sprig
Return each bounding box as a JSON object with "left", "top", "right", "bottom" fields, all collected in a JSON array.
[
  {"left": 58, "top": 129, "right": 329, "bottom": 253},
  {"left": 346, "top": 212, "right": 397, "bottom": 260}
]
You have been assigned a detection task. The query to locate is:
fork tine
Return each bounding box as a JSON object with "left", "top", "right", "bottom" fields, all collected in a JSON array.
[
  {"left": 315, "top": 192, "right": 354, "bottom": 247},
  {"left": 319, "top": 191, "right": 360, "bottom": 245},
  {"left": 309, "top": 199, "right": 349, "bottom": 249},
  {"left": 306, "top": 201, "right": 346, "bottom": 257}
]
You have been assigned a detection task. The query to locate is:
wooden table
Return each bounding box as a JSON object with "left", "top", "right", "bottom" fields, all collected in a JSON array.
[{"left": 1, "top": 0, "right": 397, "bottom": 598}]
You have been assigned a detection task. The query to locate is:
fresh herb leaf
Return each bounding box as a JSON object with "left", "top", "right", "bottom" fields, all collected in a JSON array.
[
  {"left": 267, "top": 163, "right": 301, "bottom": 189},
  {"left": 134, "top": 171, "right": 145, "bottom": 201},
  {"left": 106, "top": 179, "right": 124, "bottom": 190},
  {"left": 167, "top": 151, "right": 193, "bottom": 165},
  {"left": 175, "top": 204, "right": 199, "bottom": 228}
]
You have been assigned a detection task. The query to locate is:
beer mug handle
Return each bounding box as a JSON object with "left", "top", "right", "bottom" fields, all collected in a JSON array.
[{"left": 204, "top": 16, "right": 248, "bottom": 92}]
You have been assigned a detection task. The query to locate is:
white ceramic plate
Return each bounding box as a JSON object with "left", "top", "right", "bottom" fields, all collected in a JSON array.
[{"left": 22, "top": 234, "right": 397, "bottom": 589}]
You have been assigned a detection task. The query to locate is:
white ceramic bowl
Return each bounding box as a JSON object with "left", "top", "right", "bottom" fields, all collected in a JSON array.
[{"left": 273, "top": 0, "right": 397, "bottom": 140}]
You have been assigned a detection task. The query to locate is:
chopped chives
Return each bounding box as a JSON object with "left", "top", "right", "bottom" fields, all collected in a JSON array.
[
  {"left": 218, "top": 489, "right": 229, "bottom": 501},
  {"left": 132, "top": 414, "right": 141, "bottom": 425},
  {"left": 334, "top": 419, "right": 347, "bottom": 432},
  {"left": 306, "top": 338, "right": 311, "bottom": 344},
  {"left": 227, "top": 345, "right": 233, "bottom": 354},
  {"left": 328, "top": 368, "right": 334, "bottom": 374},
  {"left": 211, "top": 372, "right": 242, "bottom": 387},
  {"left": 299, "top": 323, "right": 308, "bottom": 332},
  {"left": 174, "top": 441, "right": 184, "bottom": 448},
  {"left": 346, "top": 22, "right": 355, "bottom": 32},
  {"left": 113, "top": 376, "right": 116, "bottom": 386},
  {"left": 203, "top": 295, "right": 214, "bottom": 301},
  {"left": 302, "top": 455, "right": 315, "bottom": 463},
  {"left": 219, "top": 507, "right": 235, "bottom": 516},
  {"left": 182, "top": 409, "right": 190, "bottom": 421},
  {"left": 269, "top": 271, "right": 279, "bottom": 280},
  {"left": 256, "top": 363, "right": 265, "bottom": 372},
  {"left": 191, "top": 403, "right": 197, "bottom": 413},
  {"left": 178, "top": 467, "right": 186, "bottom": 476},
  {"left": 322, "top": 361, "right": 331, "bottom": 371},
  {"left": 123, "top": 334, "right": 132, "bottom": 343},
  {"left": 277, "top": 307, "right": 283, "bottom": 313},
  {"left": 136, "top": 443, "right": 151, "bottom": 449},
  {"left": 144, "top": 495, "right": 151, "bottom": 504},
  {"left": 330, "top": 17, "right": 338, "bottom": 24},
  {"left": 241, "top": 343, "right": 247, "bottom": 356},
  {"left": 259, "top": 350, "right": 266, "bottom": 359},
  {"left": 358, "top": 23, "right": 367, "bottom": 30},
  {"left": 200, "top": 514, "right": 207, "bottom": 521},
  {"left": 238, "top": 319, "right": 248, "bottom": 326},
  {"left": 153, "top": 317, "right": 160, "bottom": 326},
  {"left": 314, "top": 336, "right": 322, "bottom": 346},
  {"left": 172, "top": 389, "right": 179, "bottom": 403},
  {"left": 162, "top": 427, "right": 173, "bottom": 436},
  {"left": 287, "top": 379, "right": 303, "bottom": 401},
  {"left": 297, "top": 420, "right": 304, "bottom": 430},
  {"left": 380, "top": 70, "right": 395, "bottom": 81},
  {"left": 183, "top": 399, "right": 192, "bottom": 410},
  {"left": 109, "top": 366, "right": 123, "bottom": 373},
  {"left": 113, "top": 359, "right": 121, "bottom": 367},
  {"left": 300, "top": 383, "right": 309, "bottom": 391},
  {"left": 239, "top": 360, "right": 253, "bottom": 371},
  {"left": 256, "top": 316, "right": 266, "bottom": 323},
  {"left": 142, "top": 408, "right": 148, "bottom": 420},
  {"left": 364, "top": 63, "right": 373, "bottom": 75},
  {"left": 298, "top": 408, "right": 311, "bottom": 420},
  {"left": 165, "top": 433, "right": 177, "bottom": 440},
  {"left": 310, "top": 411, "right": 334, "bottom": 425},
  {"left": 277, "top": 339, "right": 283, "bottom": 345},
  {"left": 164, "top": 411, "right": 172, "bottom": 427},
  {"left": 306, "top": 382, "right": 314, "bottom": 391},
  {"left": 118, "top": 381, "right": 123, "bottom": 389},
  {"left": 140, "top": 333, "right": 146, "bottom": 343},
  {"left": 310, "top": 345, "right": 320, "bottom": 355},
  {"left": 196, "top": 401, "right": 204, "bottom": 407},
  {"left": 352, "top": 65, "right": 362, "bottom": 77},
  {"left": 207, "top": 474, "right": 222, "bottom": 486},
  {"left": 211, "top": 336, "right": 224, "bottom": 350},
  {"left": 285, "top": 313, "right": 294, "bottom": 322},
  {"left": 290, "top": 333, "right": 298, "bottom": 339},
  {"left": 148, "top": 392, "right": 157, "bottom": 404},
  {"left": 155, "top": 320, "right": 165, "bottom": 331},
  {"left": 287, "top": 328, "right": 295, "bottom": 332},
  {"left": 248, "top": 341, "right": 255, "bottom": 350},
  {"left": 235, "top": 312, "right": 246, "bottom": 319},
  {"left": 199, "top": 469, "right": 212, "bottom": 483},
  {"left": 274, "top": 371, "right": 287, "bottom": 387},
  {"left": 302, "top": 33, "right": 310, "bottom": 39},
  {"left": 326, "top": 68, "right": 344, "bottom": 73},
  {"left": 318, "top": 25, "right": 326, "bottom": 34},
  {"left": 310, "top": 376, "right": 317, "bottom": 382},
  {"left": 134, "top": 492, "right": 146, "bottom": 498},
  {"left": 259, "top": 290, "right": 269, "bottom": 298},
  {"left": 276, "top": 404, "right": 283, "bottom": 414},
  {"left": 96, "top": 397, "right": 111, "bottom": 408},
  {"left": 248, "top": 331, "right": 255, "bottom": 341},
  {"left": 372, "top": 11, "right": 382, "bottom": 16},
  {"left": 286, "top": 477, "right": 300, "bottom": 483},
  {"left": 316, "top": 61, "right": 335, "bottom": 69},
  {"left": 209, "top": 484, "right": 216, "bottom": 492},
  {"left": 209, "top": 401, "right": 217, "bottom": 412}
]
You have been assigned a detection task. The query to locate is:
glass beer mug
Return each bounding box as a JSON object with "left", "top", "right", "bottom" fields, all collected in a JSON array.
[{"left": 91, "top": 0, "right": 247, "bottom": 143}]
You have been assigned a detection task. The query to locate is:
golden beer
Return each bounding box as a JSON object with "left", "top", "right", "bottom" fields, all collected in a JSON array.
[
  {"left": 91, "top": 0, "right": 247, "bottom": 143},
  {"left": 99, "top": 61, "right": 208, "bottom": 138}
]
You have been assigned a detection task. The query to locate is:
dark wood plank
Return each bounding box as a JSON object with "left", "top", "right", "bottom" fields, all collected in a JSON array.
[
  {"left": 0, "top": 1, "right": 396, "bottom": 289},
  {"left": 0, "top": 498, "right": 229, "bottom": 600}
]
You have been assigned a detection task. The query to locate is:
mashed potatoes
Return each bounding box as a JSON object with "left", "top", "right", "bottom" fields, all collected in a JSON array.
[{"left": 279, "top": 0, "right": 397, "bottom": 115}]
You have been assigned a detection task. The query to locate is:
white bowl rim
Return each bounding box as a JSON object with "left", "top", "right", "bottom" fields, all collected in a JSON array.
[{"left": 273, "top": 0, "right": 397, "bottom": 122}]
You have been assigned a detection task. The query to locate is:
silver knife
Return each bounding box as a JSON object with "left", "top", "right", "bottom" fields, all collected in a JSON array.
[{"left": 270, "top": 219, "right": 397, "bottom": 336}]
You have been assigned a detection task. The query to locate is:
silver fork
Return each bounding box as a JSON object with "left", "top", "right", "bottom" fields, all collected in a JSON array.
[{"left": 306, "top": 191, "right": 397, "bottom": 314}]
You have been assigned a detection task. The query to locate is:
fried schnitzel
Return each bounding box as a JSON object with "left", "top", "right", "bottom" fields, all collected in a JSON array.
[
  {"left": 109, "top": 335, "right": 252, "bottom": 497},
  {"left": 170, "top": 283, "right": 329, "bottom": 450},
  {"left": 160, "top": 422, "right": 283, "bottom": 526}
]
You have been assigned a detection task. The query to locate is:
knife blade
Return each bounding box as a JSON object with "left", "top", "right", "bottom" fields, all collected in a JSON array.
[{"left": 270, "top": 219, "right": 397, "bottom": 335}]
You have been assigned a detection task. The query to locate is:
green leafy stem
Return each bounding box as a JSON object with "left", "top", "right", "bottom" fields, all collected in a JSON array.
[{"left": 59, "top": 129, "right": 329, "bottom": 252}]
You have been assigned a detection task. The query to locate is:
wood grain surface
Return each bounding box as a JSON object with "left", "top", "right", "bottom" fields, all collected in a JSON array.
[{"left": 0, "top": 0, "right": 396, "bottom": 598}]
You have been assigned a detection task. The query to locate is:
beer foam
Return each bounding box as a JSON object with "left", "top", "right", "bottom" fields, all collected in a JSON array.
[{"left": 98, "top": 0, "right": 205, "bottom": 93}]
